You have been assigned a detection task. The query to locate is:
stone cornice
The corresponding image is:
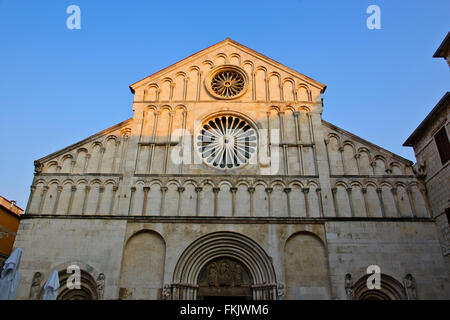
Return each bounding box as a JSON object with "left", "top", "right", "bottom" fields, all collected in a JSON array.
[{"left": 20, "top": 214, "right": 434, "bottom": 224}]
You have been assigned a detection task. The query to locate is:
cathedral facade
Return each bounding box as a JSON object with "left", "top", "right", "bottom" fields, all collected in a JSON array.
[{"left": 14, "top": 39, "right": 450, "bottom": 300}]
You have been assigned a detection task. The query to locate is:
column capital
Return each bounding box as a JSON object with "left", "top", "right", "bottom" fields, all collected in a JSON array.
[
  {"left": 213, "top": 187, "right": 220, "bottom": 194},
  {"left": 302, "top": 188, "right": 310, "bottom": 194},
  {"left": 195, "top": 187, "right": 203, "bottom": 193},
  {"left": 130, "top": 187, "right": 136, "bottom": 192},
  {"left": 230, "top": 187, "right": 237, "bottom": 193},
  {"left": 283, "top": 188, "right": 292, "bottom": 194},
  {"left": 160, "top": 186, "right": 168, "bottom": 192},
  {"left": 178, "top": 187, "right": 185, "bottom": 193},
  {"left": 143, "top": 186, "right": 151, "bottom": 193},
  {"left": 265, "top": 187, "right": 273, "bottom": 194},
  {"left": 248, "top": 187, "right": 255, "bottom": 194}
]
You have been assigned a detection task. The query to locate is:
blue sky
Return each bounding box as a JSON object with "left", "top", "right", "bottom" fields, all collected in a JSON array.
[{"left": 0, "top": 0, "right": 449, "bottom": 208}]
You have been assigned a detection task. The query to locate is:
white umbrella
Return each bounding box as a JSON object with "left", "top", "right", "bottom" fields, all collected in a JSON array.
[
  {"left": 43, "top": 270, "right": 60, "bottom": 300},
  {"left": 0, "top": 248, "right": 22, "bottom": 300}
]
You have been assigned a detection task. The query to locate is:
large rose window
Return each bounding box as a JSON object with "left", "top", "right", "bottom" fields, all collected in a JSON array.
[{"left": 196, "top": 115, "right": 257, "bottom": 169}]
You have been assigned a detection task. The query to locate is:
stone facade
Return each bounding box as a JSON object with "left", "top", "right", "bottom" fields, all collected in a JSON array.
[{"left": 14, "top": 38, "right": 450, "bottom": 299}]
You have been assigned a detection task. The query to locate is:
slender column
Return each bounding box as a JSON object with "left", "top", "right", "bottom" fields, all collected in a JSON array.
[
  {"left": 179, "top": 110, "right": 187, "bottom": 174},
  {"left": 361, "top": 187, "right": 369, "bottom": 217},
  {"left": 266, "top": 112, "right": 272, "bottom": 160},
  {"left": 197, "top": 71, "right": 202, "bottom": 101},
  {"left": 67, "top": 186, "right": 76, "bottom": 214},
  {"left": 324, "top": 138, "right": 332, "bottom": 175},
  {"left": 195, "top": 187, "right": 203, "bottom": 216},
  {"left": 147, "top": 112, "right": 159, "bottom": 173},
  {"left": 307, "top": 112, "right": 318, "bottom": 175},
  {"left": 278, "top": 112, "right": 288, "bottom": 175},
  {"left": 406, "top": 187, "right": 417, "bottom": 218},
  {"left": 96, "top": 186, "right": 105, "bottom": 214},
  {"left": 119, "top": 133, "right": 129, "bottom": 174},
  {"left": 316, "top": 188, "right": 324, "bottom": 218},
  {"left": 346, "top": 187, "right": 355, "bottom": 217},
  {"left": 82, "top": 186, "right": 90, "bottom": 215},
  {"left": 248, "top": 187, "right": 255, "bottom": 216},
  {"left": 293, "top": 111, "right": 304, "bottom": 175},
  {"left": 420, "top": 187, "right": 433, "bottom": 218},
  {"left": 38, "top": 186, "right": 49, "bottom": 214},
  {"left": 25, "top": 186, "right": 36, "bottom": 214},
  {"left": 302, "top": 188, "right": 310, "bottom": 217},
  {"left": 230, "top": 187, "right": 237, "bottom": 217},
  {"left": 213, "top": 187, "right": 220, "bottom": 216},
  {"left": 251, "top": 71, "right": 256, "bottom": 101},
  {"left": 370, "top": 160, "right": 376, "bottom": 175},
  {"left": 331, "top": 187, "right": 338, "bottom": 217},
  {"left": 70, "top": 160, "right": 76, "bottom": 174},
  {"left": 338, "top": 146, "right": 346, "bottom": 175},
  {"left": 110, "top": 186, "right": 118, "bottom": 215},
  {"left": 376, "top": 188, "right": 386, "bottom": 217},
  {"left": 266, "top": 187, "right": 273, "bottom": 217},
  {"left": 391, "top": 187, "right": 401, "bottom": 217},
  {"left": 163, "top": 111, "right": 174, "bottom": 173},
  {"left": 111, "top": 140, "right": 121, "bottom": 174},
  {"left": 128, "top": 187, "right": 136, "bottom": 216},
  {"left": 53, "top": 186, "right": 63, "bottom": 215},
  {"left": 169, "top": 82, "right": 175, "bottom": 101},
  {"left": 354, "top": 154, "right": 361, "bottom": 175},
  {"left": 183, "top": 78, "right": 188, "bottom": 100},
  {"left": 143, "top": 186, "right": 150, "bottom": 216},
  {"left": 160, "top": 187, "right": 168, "bottom": 216},
  {"left": 284, "top": 188, "right": 291, "bottom": 217},
  {"left": 97, "top": 147, "right": 106, "bottom": 173},
  {"left": 84, "top": 154, "right": 91, "bottom": 173},
  {"left": 177, "top": 187, "right": 185, "bottom": 216}
]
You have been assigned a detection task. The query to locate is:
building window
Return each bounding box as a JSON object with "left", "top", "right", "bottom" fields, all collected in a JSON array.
[
  {"left": 196, "top": 115, "right": 257, "bottom": 169},
  {"left": 205, "top": 65, "right": 249, "bottom": 100},
  {"left": 434, "top": 126, "right": 450, "bottom": 165}
]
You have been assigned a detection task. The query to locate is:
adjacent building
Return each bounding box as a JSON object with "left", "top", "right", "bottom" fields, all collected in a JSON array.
[
  {"left": 403, "top": 32, "right": 450, "bottom": 273},
  {"left": 0, "top": 196, "right": 23, "bottom": 267}
]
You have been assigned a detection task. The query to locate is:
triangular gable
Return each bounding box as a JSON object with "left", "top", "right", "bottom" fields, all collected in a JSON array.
[{"left": 129, "top": 38, "right": 326, "bottom": 94}]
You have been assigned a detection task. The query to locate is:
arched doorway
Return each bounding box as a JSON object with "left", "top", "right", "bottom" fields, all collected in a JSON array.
[
  {"left": 171, "top": 231, "right": 278, "bottom": 300},
  {"left": 197, "top": 257, "right": 253, "bottom": 300},
  {"left": 353, "top": 274, "right": 407, "bottom": 300},
  {"left": 57, "top": 269, "right": 98, "bottom": 300}
]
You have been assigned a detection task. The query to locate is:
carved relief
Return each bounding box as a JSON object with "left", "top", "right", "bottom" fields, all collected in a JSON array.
[
  {"left": 28, "top": 272, "right": 43, "bottom": 300},
  {"left": 200, "top": 258, "right": 250, "bottom": 288}
]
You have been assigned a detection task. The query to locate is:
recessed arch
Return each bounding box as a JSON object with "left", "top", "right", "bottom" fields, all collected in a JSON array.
[
  {"left": 171, "top": 231, "right": 277, "bottom": 300},
  {"left": 353, "top": 273, "right": 407, "bottom": 300}
]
